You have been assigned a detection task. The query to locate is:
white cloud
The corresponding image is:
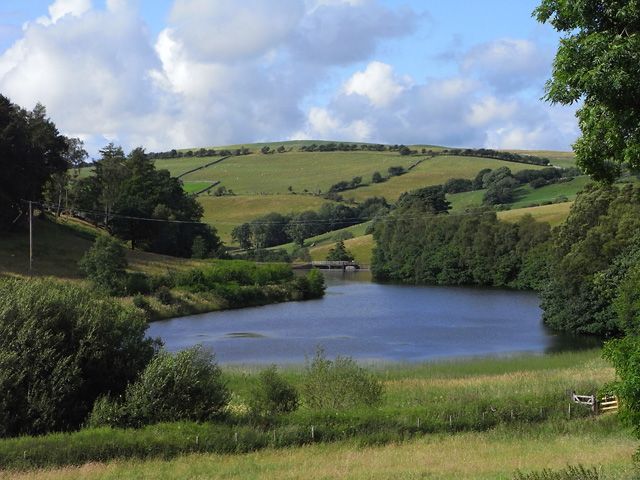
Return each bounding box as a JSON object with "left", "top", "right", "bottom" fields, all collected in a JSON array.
[
  {"left": 0, "top": 1, "right": 577, "bottom": 154},
  {"left": 292, "top": 0, "right": 418, "bottom": 65},
  {"left": 36, "top": 0, "right": 92, "bottom": 25},
  {"left": 462, "top": 39, "right": 552, "bottom": 93},
  {"left": 344, "top": 61, "right": 410, "bottom": 107},
  {"left": 167, "top": 0, "right": 304, "bottom": 62},
  {"left": 466, "top": 96, "right": 518, "bottom": 126}
]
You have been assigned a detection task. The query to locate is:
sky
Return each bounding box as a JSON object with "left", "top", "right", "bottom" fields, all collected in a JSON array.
[{"left": 0, "top": 0, "right": 580, "bottom": 157}]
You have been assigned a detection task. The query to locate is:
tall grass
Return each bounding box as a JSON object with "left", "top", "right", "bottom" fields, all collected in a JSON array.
[{"left": 0, "top": 350, "right": 618, "bottom": 471}]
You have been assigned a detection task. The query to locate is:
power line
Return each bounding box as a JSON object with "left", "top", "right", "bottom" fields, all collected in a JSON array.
[{"left": 25, "top": 198, "right": 507, "bottom": 228}]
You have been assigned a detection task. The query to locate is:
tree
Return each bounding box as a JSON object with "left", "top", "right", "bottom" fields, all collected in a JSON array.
[
  {"left": 371, "top": 171, "right": 384, "bottom": 183},
  {"left": 79, "top": 235, "right": 128, "bottom": 294},
  {"left": 0, "top": 277, "right": 156, "bottom": 436},
  {"left": 0, "top": 97, "right": 68, "bottom": 229},
  {"left": 535, "top": 1, "right": 640, "bottom": 181},
  {"left": 326, "top": 240, "right": 354, "bottom": 262},
  {"left": 91, "top": 346, "right": 229, "bottom": 428},
  {"left": 232, "top": 223, "right": 253, "bottom": 250}
]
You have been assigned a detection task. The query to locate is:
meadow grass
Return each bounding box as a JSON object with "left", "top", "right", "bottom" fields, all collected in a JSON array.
[
  {"left": 198, "top": 194, "right": 332, "bottom": 243},
  {"left": 498, "top": 203, "right": 574, "bottom": 227},
  {"left": 448, "top": 189, "right": 486, "bottom": 212},
  {"left": 181, "top": 181, "right": 215, "bottom": 194},
  {"left": 347, "top": 156, "right": 544, "bottom": 202},
  {"left": 1, "top": 350, "right": 634, "bottom": 479},
  {"left": 510, "top": 177, "right": 592, "bottom": 208},
  {"left": 5, "top": 420, "right": 633, "bottom": 480},
  {"left": 182, "top": 151, "right": 417, "bottom": 195}
]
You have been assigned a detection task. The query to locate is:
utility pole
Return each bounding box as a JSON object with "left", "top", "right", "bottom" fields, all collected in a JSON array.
[{"left": 29, "top": 201, "right": 33, "bottom": 272}]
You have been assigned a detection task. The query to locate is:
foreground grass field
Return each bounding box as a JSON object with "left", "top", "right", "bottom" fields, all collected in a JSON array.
[
  {"left": 6, "top": 423, "right": 633, "bottom": 480},
  {"left": 1, "top": 350, "right": 635, "bottom": 479}
]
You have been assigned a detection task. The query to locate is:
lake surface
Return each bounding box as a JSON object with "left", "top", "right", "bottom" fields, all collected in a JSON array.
[{"left": 147, "top": 271, "right": 598, "bottom": 364}]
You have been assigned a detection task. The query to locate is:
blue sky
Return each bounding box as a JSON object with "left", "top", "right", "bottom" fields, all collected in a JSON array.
[{"left": 0, "top": 0, "right": 577, "bottom": 156}]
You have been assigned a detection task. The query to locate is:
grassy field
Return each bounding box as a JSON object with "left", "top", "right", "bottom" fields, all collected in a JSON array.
[
  {"left": 2, "top": 350, "right": 635, "bottom": 479},
  {"left": 0, "top": 216, "right": 212, "bottom": 279},
  {"left": 506, "top": 150, "right": 576, "bottom": 169},
  {"left": 8, "top": 424, "right": 633, "bottom": 480},
  {"left": 309, "top": 234, "right": 375, "bottom": 265},
  {"left": 182, "top": 181, "right": 215, "bottom": 194},
  {"left": 198, "top": 194, "right": 332, "bottom": 243},
  {"left": 498, "top": 202, "right": 574, "bottom": 227},
  {"left": 447, "top": 177, "right": 591, "bottom": 213},
  {"left": 510, "top": 177, "right": 592, "bottom": 208},
  {"left": 346, "top": 156, "right": 544, "bottom": 203},
  {"left": 181, "top": 152, "right": 417, "bottom": 195}
]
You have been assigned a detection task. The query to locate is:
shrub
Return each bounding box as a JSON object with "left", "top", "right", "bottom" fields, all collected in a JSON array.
[
  {"left": 301, "top": 348, "right": 383, "bottom": 410},
  {"left": 78, "top": 235, "right": 128, "bottom": 295},
  {"left": 0, "top": 278, "right": 156, "bottom": 437},
  {"left": 371, "top": 171, "right": 384, "bottom": 183},
  {"left": 132, "top": 294, "right": 150, "bottom": 311},
  {"left": 294, "top": 269, "right": 325, "bottom": 300},
  {"left": 90, "top": 346, "right": 229, "bottom": 428},
  {"left": 249, "top": 366, "right": 299, "bottom": 417},
  {"left": 155, "top": 285, "right": 174, "bottom": 305},
  {"left": 125, "top": 272, "right": 151, "bottom": 295}
]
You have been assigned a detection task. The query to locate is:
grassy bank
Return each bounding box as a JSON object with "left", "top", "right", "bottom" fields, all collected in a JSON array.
[{"left": 0, "top": 349, "right": 630, "bottom": 476}]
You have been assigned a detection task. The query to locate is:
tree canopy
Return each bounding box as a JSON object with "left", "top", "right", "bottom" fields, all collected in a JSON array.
[
  {"left": 535, "top": 0, "right": 640, "bottom": 181},
  {"left": 0, "top": 96, "right": 69, "bottom": 229}
]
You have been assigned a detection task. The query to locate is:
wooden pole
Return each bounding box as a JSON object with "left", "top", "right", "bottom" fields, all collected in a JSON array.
[{"left": 29, "top": 201, "right": 33, "bottom": 272}]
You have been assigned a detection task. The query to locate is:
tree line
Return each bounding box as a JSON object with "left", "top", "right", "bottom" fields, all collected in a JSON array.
[
  {"left": 372, "top": 186, "right": 551, "bottom": 288},
  {"left": 231, "top": 197, "right": 390, "bottom": 249}
]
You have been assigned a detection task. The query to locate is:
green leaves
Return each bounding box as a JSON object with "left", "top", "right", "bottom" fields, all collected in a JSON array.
[
  {"left": 0, "top": 277, "right": 156, "bottom": 436},
  {"left": 536, "top": 0, "right": 640, "bottom": 180}
]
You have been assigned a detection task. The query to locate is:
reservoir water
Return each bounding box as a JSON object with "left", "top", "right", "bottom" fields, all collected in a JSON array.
[{"left": 147, "top": 271, "right": 598, "bottom": 364}]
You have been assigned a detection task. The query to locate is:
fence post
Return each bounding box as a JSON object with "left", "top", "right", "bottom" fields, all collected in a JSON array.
[{"left": 311, "top": 425, "right": 315, "bottom": 440}]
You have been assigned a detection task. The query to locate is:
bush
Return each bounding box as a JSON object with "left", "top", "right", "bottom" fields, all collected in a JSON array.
[
  {"left": 301, "top": 348, "right": 383, "bottom": 410},
  {"left": 249, "top": 366, "right": 299, "bottom": 417},
  {"left": 78, "top": 235, "right": 128, "bottom": 295},
  {"left": 125, "top": 272, "right": 151, "bottom": 295},
  {"left": 132, "top": 294, "right": 150, "bottom": 311},
  {"left": 0, "top": 278, "right": 156, "bottom": 437},
  {"left": 294, "top": 269, "right": 325, "bottom": 300},
  {"left": 155, "top": 285, "right": 174, "bottom": 305},
  {"left": 90, "top": 346, "right": 229, "bottom": 428}
]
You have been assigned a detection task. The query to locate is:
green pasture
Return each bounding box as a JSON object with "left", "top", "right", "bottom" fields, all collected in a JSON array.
[
  {"left": 181, "top": 181, "right": 215, "bottom": 194},
  {"left": 510, "top": 176, "right": 592, "bottom": 208},
  {"left": 498, "top": 202, "right": 574, "bottom": 226},
  {"left": 181, "top": 151, "right": 417, "bottom": 195},
  {"left": 198, "top": 194, "right": 332, "bottom": 243},
  {"left": 309, "top": 234, "right": 375, "bottom": 265},
  {"left": 346, "top": 156, "right": 545, "bottom": 202}
]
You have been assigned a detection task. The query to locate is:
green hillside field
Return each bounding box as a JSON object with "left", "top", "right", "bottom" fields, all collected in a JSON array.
[
  {"left": 345, "top": 155, "right": 546, "bottom": 203},
  {"left": 181, "top": 151, "right": 418, "bottom": 195}
]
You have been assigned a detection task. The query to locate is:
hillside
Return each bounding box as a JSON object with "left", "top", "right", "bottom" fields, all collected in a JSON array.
[{"left": 77, "top": 143, "right": 579, "bottom": 250}]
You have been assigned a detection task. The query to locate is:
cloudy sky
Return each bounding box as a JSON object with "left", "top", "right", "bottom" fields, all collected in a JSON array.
[{"left": 0, "top": 0, "right": 579, "bottom": 156}]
